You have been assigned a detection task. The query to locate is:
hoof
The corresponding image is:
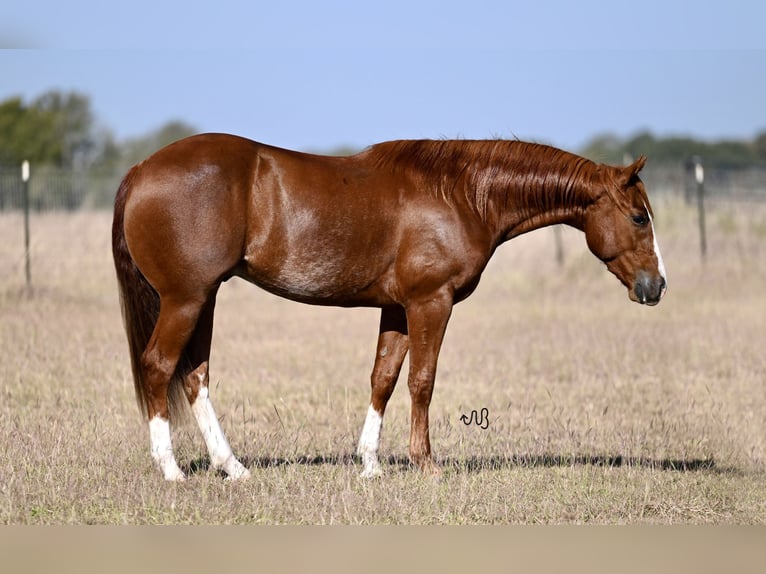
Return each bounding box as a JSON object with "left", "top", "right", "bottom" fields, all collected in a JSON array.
[
  {"left": 414, "top": 458, "right": 442, "bottom": 480},
  {"left": 359, "top": 464, "right": 383, "bottom": 479},
  {"left": 221, "top": 457, "right": 251, "bottom": 481},
  {"left": 164, "top": 469, "right": 187, "bottom": 482}
]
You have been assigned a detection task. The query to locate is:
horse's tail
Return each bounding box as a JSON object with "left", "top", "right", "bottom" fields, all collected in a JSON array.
[{"left": 112, "top": 168, "right": 189, "bottom": 423}]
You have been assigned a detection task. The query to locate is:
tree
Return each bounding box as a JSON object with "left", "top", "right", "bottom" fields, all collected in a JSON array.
[
  {"left": 580, "top": 133, "right": 624, "bottom": 164},
  {"left": 0, "top": 96, "right": 27, "bottom": 164},
  {"left": 753, "top": 130, "right": 766, "bottom": 163},
  {"left": 579, "top": 129, "right": 766, "bottom": 168},
  {"left": 624, "top": 131, "right": 657, "bottom": 160},
  {"left": 0, "top": 90, "right": 96, "bottom": 168},
  {"left": 33, "top": 91, "right": 94, "bottom": 168},
  {"left": 117, "top": 120, "right": 198, "bottom": 169}
]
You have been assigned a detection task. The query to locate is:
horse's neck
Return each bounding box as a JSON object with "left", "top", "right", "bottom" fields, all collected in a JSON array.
[
  {"left": 497, "top": 196, "right": 587, "bottom": 240},
  {"left": 484, "top": 161, "right": 598, "bottom": 243}
]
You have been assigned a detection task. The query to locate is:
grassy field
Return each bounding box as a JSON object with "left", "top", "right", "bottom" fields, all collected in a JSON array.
[{"left": 1, "top": 197, "right": 765, "bottom": 524}]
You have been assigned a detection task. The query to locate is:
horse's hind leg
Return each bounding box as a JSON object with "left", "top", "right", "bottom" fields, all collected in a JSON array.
[
  {"left": 182, "top": 290, "right": 250, "bottom": 480},
  {"left": 357, "top": 306, "right": 409, "bottom": 478},
  {"left": 142, "top": 296, "right": 206, "bottom": 481}
]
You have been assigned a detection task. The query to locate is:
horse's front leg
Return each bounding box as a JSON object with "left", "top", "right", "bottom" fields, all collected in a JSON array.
[{"left": 404, "top": 292, "right": 453, "bottom": 475}]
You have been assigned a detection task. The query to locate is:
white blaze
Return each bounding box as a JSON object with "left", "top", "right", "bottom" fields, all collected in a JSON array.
[
  {"left": 645, "top": 202, "right": 667, "bottom": 296},
  {"left": 357, "top": 404, "right": 384, "bottom": 478}
]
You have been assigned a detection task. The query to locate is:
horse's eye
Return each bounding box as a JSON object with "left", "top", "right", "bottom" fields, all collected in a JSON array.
[{"left": 631, "top": 213, "right": 649, "bottom": 226}]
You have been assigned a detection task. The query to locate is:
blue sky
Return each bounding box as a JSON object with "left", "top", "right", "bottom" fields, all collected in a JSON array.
[{"left": 1, "top": 1, "right": 765, "bottom": 152}]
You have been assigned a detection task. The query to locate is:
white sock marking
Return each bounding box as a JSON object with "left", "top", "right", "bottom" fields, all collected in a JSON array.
[
  {"left": 357, "top": 404, "right": 384, "bottom": 478},
  {"left": 149, "top": 416, "right": 185, "bottom": 481},
  {"left": 191, "top": 385, "right": 250, "bottom": 480}
]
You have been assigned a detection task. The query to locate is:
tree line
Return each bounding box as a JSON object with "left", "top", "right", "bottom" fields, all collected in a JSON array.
[
  {"left": 581, "top": 130, "right": 766, "bottom": 169},
  {"left": 2, "top": 89, "right": 766, "bottom": 172},
  {"left": 0, "top": 90, "right": 197, "bottom": 174}
]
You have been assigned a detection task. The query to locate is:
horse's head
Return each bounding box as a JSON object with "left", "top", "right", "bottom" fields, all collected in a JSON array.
[{"left": 583, "top": 156, "right": 667, "bottom": 306}]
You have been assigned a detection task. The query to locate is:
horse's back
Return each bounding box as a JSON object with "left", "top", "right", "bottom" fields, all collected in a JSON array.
[
  {"left": 118, "top": 133, "right": 482, "bottom": 308},
  {"left": 119, "top": 134, "right": 400, "bottom": 303}
]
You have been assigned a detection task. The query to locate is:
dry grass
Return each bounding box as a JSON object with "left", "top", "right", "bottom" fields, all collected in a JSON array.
[{"left": 1, "top": 197, "right": 765, "bottom": 524}]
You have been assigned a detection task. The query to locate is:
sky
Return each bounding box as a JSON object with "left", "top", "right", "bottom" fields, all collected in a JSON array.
[{"left": 1, "top": 1, "right": 765, "bottom": 153}]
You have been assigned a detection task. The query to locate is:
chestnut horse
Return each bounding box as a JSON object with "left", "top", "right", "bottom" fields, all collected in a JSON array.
[{"left": 112, "top": 134, "right": 666, "bottom": 481}]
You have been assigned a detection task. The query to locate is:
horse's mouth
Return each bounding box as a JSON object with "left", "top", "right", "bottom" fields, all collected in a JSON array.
[{"left": 631, "top": 279, "right": 666, "bottom": 306}]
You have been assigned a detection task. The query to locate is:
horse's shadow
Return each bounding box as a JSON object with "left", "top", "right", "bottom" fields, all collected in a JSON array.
[
  {"left": 184, "top": 452, "right": 721, "bottom": 478},
  {"left": 439, "top": 453, "right": 719, "bottom": 473}
]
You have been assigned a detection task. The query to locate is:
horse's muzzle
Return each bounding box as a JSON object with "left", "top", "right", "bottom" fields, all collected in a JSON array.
[{"left": 633, "top": 273, "right": 667, "bottom": 306}]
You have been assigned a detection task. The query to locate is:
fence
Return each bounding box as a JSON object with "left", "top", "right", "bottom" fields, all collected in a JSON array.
[
  {"left": 0, "top": 165, "right": 123, "bottom": 211},
  {"left": 643, "top": 163, "right": 766, "bottom": 204},
  {"left": 2, "top": 162, "right": 765, "bottom": 213},
  {"left": 1, "top": 160, "right": 765, "bottom": 290}
]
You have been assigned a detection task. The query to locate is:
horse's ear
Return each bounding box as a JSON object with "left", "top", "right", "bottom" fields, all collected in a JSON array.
[{"left": 619, "top": 155, "right": 647, "bottom": 187}]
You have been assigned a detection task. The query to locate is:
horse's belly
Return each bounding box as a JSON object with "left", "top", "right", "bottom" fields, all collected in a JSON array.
[{"left": 239, "top": 250, "right": 393, "bottom": 307}]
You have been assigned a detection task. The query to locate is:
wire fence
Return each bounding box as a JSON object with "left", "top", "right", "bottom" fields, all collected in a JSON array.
[
  {"left": 1, "top": 160, "right": 765, "bottom": 291},
  {"left": 1, "top": 162, "right": 765, "bottom": 213},
  {"left": 0, "top": 165, "right": 123, "bottom": 211}
]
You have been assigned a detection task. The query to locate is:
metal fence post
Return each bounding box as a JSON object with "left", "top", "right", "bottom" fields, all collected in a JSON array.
[
  {"left": 22, "top": 160, "right": 31, "bottom": 288},
  {"left": 694, "top": 157, "right": 707, "bottom": 261},
  {"left": 553, "top": 225, "right": 564, "bottom": 267}
]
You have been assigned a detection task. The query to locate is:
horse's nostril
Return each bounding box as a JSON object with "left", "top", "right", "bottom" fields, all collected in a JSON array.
[{"left": 634, "top": 281, "right": 646, "bottom": 304}]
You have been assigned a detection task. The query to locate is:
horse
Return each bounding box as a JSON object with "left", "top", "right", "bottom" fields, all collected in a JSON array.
[{"left": 112, "top": 134, "right": 667, "bottom": 481}]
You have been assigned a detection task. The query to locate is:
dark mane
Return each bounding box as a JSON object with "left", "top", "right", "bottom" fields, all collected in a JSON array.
[{"left": 367, "top": 139, "right": 599, "bottom": 222}]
